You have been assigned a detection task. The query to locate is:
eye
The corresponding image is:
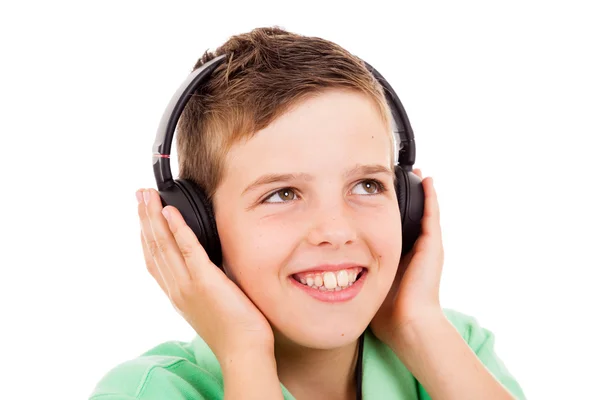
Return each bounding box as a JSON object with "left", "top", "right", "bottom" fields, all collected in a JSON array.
[
  {"left": 263, "top": 188, "right": 298, "bottom": 203},
  {"left": 351, "top": 179, "right": 385, "bottom": 195}
]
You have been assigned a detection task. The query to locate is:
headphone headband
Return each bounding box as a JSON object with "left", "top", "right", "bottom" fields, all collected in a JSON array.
[
  {"left": 153, "top": 54, "right": 416, "bottom": 191},
  {"left": 362, "top": 61, "right": 416, "bottom": 167},
  {"left": 153, "top": 54, "right": 227, "bottom": 191}
]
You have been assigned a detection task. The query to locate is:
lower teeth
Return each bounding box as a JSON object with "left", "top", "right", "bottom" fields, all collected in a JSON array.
[{"left": 308, "top": 281, "right": 354, "bottom": 291}]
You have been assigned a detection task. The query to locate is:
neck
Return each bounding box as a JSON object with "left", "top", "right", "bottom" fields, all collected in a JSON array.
[{"left": 274, "top": 334, "right": 362, "bottom": 400}]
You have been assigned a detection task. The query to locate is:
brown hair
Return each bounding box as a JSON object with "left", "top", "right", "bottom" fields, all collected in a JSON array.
[{"left": 177, "top": 26, "right": 393, "bottom": 201}]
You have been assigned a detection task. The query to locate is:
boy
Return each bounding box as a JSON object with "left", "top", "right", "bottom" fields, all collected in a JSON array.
[{"left": 90, "top": 27, "right": 526, "bottom": 399}]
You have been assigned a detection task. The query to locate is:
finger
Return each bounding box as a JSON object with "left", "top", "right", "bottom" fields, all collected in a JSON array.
[
  {"left": 138, "top": 189, "right": 177, "bottom": 293},
  {"left": 420, "top": 177, "right": 441, "bottom": 238},
  {"left": 140, "top": 230, "right": 168, "bottom": 295},
  {"left": 413, "top": 168, "right": 423, "bottom": 179},
  {"left": 161, "top": 202, "right": 214, "bottom": 282},
  {"left": 143, "top": 189, "right": 192, "bottom": 282}
]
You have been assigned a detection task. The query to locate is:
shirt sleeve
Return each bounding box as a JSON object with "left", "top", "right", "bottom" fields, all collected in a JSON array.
[
  {"left": 417, "top": 309, "right": 527, "bottom": 400},
  {"left": 88, "top": 357, "right": 220, "bottom": 400}
]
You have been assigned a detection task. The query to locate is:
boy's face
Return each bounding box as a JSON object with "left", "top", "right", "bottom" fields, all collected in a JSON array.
[{"left": 213, "top": 89, "right": 402, "bottom": 349}]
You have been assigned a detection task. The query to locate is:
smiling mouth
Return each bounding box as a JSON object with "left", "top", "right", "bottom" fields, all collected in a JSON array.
[{"left": 292, "top": 267, "right": 366, "bottom": 291}]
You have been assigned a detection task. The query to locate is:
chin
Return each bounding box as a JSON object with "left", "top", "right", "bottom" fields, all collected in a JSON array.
[{"left": 272, "top": 316, "right": 371, "bottom": 350}]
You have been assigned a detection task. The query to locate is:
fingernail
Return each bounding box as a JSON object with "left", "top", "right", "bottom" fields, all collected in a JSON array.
[
  {"left": 143, "top": 190, "right": 150, "bottom": 205},
  {"left": 162, "top": 208, "right": 170, "bottom": 221},
  {"left": 136, "top": 191, "right": 143, "bottom": 204}
]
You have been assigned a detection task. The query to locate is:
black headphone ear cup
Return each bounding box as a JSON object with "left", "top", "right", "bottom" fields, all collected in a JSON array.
[
  {"left": 394, "top": 166, "right": 425, "bottom": 255},
  {"left": 157, "top": 179, "right": 222, "bottom": 267}
]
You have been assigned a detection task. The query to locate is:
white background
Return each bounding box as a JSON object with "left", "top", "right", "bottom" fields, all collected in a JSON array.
[{"left": 1, "top": 1, "right": 598, "bottom": 399}]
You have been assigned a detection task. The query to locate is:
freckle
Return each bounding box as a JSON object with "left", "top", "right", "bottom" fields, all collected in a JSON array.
[{"left": 341, "top": 333, "right": 344, "bottom": 336}]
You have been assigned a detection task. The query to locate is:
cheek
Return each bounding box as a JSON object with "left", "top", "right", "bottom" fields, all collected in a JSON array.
[
  {"left": 217, "top": 211, "right": 296, "bottom": 284},
  {"left": 362, "top": 202, "right": 402, "bottom": 256},
  {"left": 359, "top": 203, "right": 403, "bottom": 292},
  {"left": 364, "top": 211, "right": 403, "bottom": 324},
  {"left": 217, "top": 215, "right": 298, "bottom": 324}
]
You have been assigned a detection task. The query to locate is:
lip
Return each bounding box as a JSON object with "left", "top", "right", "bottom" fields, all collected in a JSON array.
[{"left": 289, "top": 269, "right": 367, "bottom": 303}]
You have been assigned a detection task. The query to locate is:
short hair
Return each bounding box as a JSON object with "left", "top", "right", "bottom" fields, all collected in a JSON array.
[{"left": 177, "top": 26, "right": 394, "bottom": 200}]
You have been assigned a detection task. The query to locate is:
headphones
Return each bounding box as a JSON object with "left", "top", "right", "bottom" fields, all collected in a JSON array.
[{"left": 152, "top": 54, "right": 424, "bottom": 268}]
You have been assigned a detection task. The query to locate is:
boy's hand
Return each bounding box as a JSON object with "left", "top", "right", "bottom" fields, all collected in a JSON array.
[
  {"left": 136, "top": 188, "right": 275, "bottom": 366},
  {"left": 370, "top": 169, "right": 445, "bottom": 346}
]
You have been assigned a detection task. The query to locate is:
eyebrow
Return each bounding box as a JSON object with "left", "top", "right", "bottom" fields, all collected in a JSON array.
[
  {"left": 344, "top": 164, "right": 393, "bottom": 178},
  {"left": 241, "top": 164, "right": 393, "bottom": 195}
]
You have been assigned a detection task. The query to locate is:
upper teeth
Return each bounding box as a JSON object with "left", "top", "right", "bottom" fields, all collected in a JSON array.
[{"left": 295, "top": 268, "right": 362, "bottom": 291}]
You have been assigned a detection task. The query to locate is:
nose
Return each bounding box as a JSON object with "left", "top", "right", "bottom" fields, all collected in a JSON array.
[{"left": 306, "top": 201, "right": 358, "bottom": 249}]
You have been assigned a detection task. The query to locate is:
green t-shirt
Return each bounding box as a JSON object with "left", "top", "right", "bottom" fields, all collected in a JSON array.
[{"left": 90, "top": 309, "right": 526, "bottom": 399}]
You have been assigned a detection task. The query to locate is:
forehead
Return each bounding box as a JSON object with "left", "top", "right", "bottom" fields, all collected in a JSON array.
[{"left": 222, "top": 89, "right": 393, "bottom": 187}]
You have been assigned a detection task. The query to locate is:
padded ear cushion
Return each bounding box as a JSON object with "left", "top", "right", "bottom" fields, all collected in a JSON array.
[
  {"left": 158, "top": 179, "right": 222, "bottom": 267},
  {"left": 394, "top": 166, "right": 425, "bottom": 255},
  {"left": 395, "top": 166, "right": 408, "bottom": 218}
]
